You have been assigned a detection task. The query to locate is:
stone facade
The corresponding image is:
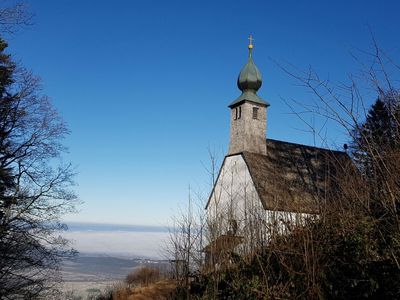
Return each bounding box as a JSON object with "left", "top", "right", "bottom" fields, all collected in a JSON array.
[{"left": 228, "top": 101, "right": 267, "bottom": 155}]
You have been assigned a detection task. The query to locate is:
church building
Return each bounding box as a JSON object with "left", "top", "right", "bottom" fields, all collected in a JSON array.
[{"left": 204, "top": 37, "right": 350, "bottom": 262}]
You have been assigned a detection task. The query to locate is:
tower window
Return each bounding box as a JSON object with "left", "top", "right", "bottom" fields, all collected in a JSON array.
[
  {"left": 253, "top": 107, "right": 259, "bottom": 119},
  {"left": 234, "top": 106, "right": 242, "bottom": 120}
]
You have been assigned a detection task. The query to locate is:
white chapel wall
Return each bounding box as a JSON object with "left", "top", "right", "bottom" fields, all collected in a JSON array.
[{"left": 207, "top": 154, "right": 262, "bottom": 236}]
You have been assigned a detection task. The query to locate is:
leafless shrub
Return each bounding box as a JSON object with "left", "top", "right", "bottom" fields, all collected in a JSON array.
[{"left": 125, "top": 267, "right": 161, "bottom": 287}]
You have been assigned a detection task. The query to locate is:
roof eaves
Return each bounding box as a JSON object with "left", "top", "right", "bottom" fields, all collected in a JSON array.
[{"left": 240, "top": 151, "right": 269, "bottom": 210}]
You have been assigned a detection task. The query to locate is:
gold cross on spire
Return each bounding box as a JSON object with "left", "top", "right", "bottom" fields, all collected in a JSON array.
[{"left": 248, "top": 35, "right": 254, "bottom": 49}]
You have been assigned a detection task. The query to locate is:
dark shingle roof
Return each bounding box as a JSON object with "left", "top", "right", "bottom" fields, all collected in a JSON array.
[
  {"left": 243, "top": 139, "right": 351, "bottom": 213},
  {"left": 207, "top": 139, "right": 352, "bottom": 214}
]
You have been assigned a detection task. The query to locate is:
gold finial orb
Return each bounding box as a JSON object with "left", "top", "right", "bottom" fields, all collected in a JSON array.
[{"left": 248, "top": 35, "right": 254, "bottom": 49}]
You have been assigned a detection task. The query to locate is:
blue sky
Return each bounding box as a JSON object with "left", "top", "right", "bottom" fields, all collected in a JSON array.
[{"left": 6, "top": 0, "right": 400, "bottom": 226}]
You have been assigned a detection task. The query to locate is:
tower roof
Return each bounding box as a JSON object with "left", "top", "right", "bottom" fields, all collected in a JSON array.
[{"left": 229, "top": 36, "right": 269, "bottom": 108}]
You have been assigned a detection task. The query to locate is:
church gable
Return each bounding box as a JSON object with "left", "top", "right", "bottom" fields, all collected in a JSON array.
[{"left": 206, "top": 154, "right": 261, "bottom": 214}]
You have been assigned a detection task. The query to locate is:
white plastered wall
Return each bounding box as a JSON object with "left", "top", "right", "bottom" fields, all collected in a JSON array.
[{"left": 208, "top": 154, "right": 261, "bottom": 234}]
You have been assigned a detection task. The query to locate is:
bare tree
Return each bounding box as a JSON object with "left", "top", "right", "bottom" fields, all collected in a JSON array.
[
  {"left": 269, "top": 38, "right": 400, "bottom": 298},
  {"left": 0, "top": 33, "right": 78, "bottom": 298},
  {"left": 166, "top": 184, "right": 208, "bottom": 299},
  {"left": 0, "top": 1, "right": 33, "bottom": 34}
]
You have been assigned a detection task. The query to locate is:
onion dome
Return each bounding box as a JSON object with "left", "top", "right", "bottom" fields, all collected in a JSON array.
[{"left": 229, "top": 36, "right": 269, "bottom": 108}]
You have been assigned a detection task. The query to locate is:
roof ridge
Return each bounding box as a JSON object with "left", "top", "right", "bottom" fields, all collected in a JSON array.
[{"left": 266, "top": 138, "right": 346, "bottom": 154}]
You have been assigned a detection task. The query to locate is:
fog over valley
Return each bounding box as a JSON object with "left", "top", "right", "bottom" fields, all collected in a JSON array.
[{"left": 63, "top": 222, "right": 170, "bottom": 259}]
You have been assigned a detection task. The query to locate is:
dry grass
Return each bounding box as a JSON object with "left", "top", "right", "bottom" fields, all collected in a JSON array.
[
  {"left": 125, "top": 267, "right": 161, "bottom": 287},
  {"left": 112, "top": 279, "right": 176, "bottom": 300}
]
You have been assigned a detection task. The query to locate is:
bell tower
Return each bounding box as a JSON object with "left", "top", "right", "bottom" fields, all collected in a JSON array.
[{"left": 228, "top": 36, "right": 269, "bottom": 155}]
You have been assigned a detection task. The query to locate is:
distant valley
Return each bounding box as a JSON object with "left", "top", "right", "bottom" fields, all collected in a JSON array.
[{"left": 61, "top": 254, "right": 170, "bottom": 297}]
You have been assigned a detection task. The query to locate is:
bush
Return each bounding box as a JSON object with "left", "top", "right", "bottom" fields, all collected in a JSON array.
[{"left": 125, "top": 267, "right": 161, "bottom": 287}]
